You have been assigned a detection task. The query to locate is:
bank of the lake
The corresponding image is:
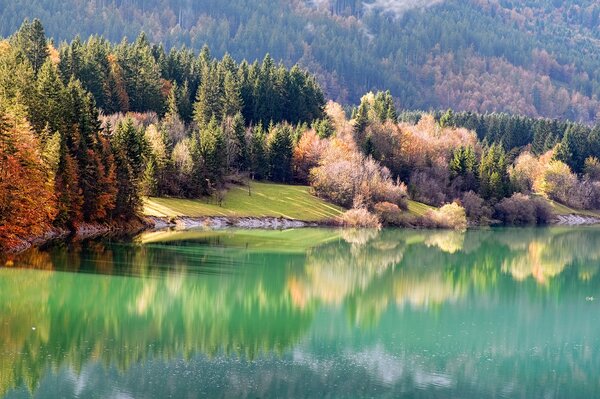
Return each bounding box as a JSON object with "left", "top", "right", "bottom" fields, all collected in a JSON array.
[{"left": 3, "top": 181, "right": 600, "bottom": 254}]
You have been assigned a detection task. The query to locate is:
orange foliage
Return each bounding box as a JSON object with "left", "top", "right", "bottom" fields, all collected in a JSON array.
[
  {"left": 399, "top": 115, "right": 478, "bottom": 168},
  {"left": 0, "top": 110, "right": 56, "bottom": 249},
  {"left": 293, "top": 129, "right": 326, "bottom": 183},
  {"left": 422, "top": 51, "right": 599, "bottom": 122}
]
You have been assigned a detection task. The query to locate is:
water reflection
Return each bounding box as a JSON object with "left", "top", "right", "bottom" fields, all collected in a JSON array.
[{"left": 2, "top": 227, "right": 600, "bottom": 398}]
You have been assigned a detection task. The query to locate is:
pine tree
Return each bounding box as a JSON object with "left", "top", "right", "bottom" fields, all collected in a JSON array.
[
  {"left": 222, "top": 70, "right": 243, "bottom": 118},
  {"left": 112, "top": 119, "right": 146, "bottom": 218},
  {"left": 12, "top": 19, "right": 48, "bottom": 74},
  {"left": 33, "top": 60, "right": 65, "bottom": 134},
  {"left": 113, "top": 118, "right": 146, "bottom": 176},
  {"left": 373, "top": 91, "right": 397, "bottom": 122},
  {"left": 250, "top": 123, "right": 268, "bottom": 180},
  {"left": 479, "top": 143, "right": 508, "bottom": 200},
  {"left": 223, "top": 112, "right": 247, "bottom": 173},
  {"left": 166, "top": 82, "right": 179, "bottom": 119},
  {"left": 267, "top": 124, "right": 293, "bottom": 183},
  {"left": 199, "top": 116, "right": 226, "bottom": 183},
  {"left": 142, "top": 157, "right": 159, "bottom": 196},
  {"left": 194, "top": 64, "right": 224, "bottom": 127},
  {"left": 177, "top": 80, "right": 193, "bottom": 123},
  {"left": 354, "top": 101, "right": 369, "bottom": 138}
]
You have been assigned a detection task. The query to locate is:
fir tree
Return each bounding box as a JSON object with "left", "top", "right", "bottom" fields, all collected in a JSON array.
[
  {"left": 12, "top": 19, "right": 48, "bottom": 74},
  {"left": 267, "top": 124, "right": 293, "bottom": 183}
]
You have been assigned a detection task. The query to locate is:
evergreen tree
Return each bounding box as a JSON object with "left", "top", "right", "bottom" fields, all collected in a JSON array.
[
  {"left": 34, "top": 60, "right": 65, "bottom": 134},
  {"left": 267, "top": 124, "right": 293, "bottom": 183},
  {"left": 479, "top": 143, "right": 509, "bottom": 200},
  {"left": 222, "top": 70, "right": 243, "bottom": 118},
  {"left": 112, "top": 119, "right": 146, "bottom": 217},
  {"left": 373, "top": 91, "right": 397, "bottom": 122},
  {"left": 11, "top": 19, "right": 48, "bottom": 74},
  {"left": 353, "top": 101, "right": 369, "bottom": 139},
  {"left": 250, "top": 123, "right": 268, "bottom": 180},
  {"left": 199, "top": 116, "right": 226, "bottom": 184},
  {"left": 194, "top": 64, "right": 224, "bottom": 127}
]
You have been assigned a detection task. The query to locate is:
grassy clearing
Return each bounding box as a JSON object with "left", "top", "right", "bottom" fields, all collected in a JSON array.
[
  {"left": 144, "top": 181, "right": 436, "bottom": 223},
  {"left": 543, "top": 198, "right": 600, "bottom": 218},
  {"left": 144, "top": 182, "right": 344, "bottom": 222},
  {"left": 407, "top": 200, "right": 435, "bottom": 217}
]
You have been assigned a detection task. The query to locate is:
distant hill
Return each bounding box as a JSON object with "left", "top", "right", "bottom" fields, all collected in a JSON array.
[{"left": 3, "top": 0, "right": 599, "bottom": 122}]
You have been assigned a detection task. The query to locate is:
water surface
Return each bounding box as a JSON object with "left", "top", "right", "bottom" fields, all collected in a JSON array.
[{"left": 1, "top": 227, "right": 600, "bottom": 398}]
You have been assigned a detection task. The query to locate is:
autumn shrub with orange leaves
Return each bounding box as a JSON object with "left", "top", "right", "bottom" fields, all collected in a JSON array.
[
  {"left": 424, "top": 202, "right": 468, "bottom": 230},
  {"left": 310, "top": 138, "right": 407, "bottom": 209},
  {"left": 340, "top": 208, "right": 381, "bottom": 229}
]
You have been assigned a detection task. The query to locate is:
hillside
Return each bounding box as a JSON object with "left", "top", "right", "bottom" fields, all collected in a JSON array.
[
  {"left": 1, "top": 0, "right": 600, "bottom": 122},
  {"left": 144, "top": 182, "right": 344, "bottom": 222}
]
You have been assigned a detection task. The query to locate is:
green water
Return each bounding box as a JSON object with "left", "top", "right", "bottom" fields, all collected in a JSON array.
[{"left": 1, "top": 227, "right": 600, "bottom": 398}]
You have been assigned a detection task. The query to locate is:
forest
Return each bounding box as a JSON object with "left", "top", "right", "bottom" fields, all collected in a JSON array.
[
  {"left": 1, "top": 20, "right": 600, "bottom": 250},
  {"left": 1, "top": 0, "right": 599, "bottom": 122}
]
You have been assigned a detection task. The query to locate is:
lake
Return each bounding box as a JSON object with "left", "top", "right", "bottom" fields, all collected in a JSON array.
[{"left": 1, "top": 227, "right": 600, "bottom": 398}]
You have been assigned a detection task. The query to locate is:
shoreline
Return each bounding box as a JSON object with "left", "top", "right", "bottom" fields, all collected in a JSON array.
[
  {"left": 1, "top": 218, "right": 151, "bottom": 255},
  {"left": 2, "top": 213, "right": 599, "bottom": 255}
]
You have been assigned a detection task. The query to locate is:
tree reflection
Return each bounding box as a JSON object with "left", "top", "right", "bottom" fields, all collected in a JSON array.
[{"left": 2, "top": 227, "right": 600, "bottom": 396}]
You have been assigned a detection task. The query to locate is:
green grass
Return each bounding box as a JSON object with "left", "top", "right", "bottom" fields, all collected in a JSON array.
[
  {"left": 144, "top": 182, "right": 344, "bottom": 222},
  {"left": 407, "top": 200, "right": 435, "bottom": 217},
  {"left": 543, "top": 197, "right": 600, "bottom": 218}
]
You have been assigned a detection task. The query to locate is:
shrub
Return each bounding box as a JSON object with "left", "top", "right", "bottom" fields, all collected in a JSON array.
[
  {"left": 461, "top": 191, "right": 493, "bottom": 225},
  {"left": 408, "top": 167, "right": 449, "bottom": 206},
  {"left": 340, "top": 208, "right": 381, "bottom": 228},
  {"left": 540, "top": 160, "right": 578, "bottom": 205},
  {"left": 310, "top": 139, "right": 407, "bottom": 209},
  {"left": 509, "top": 151, "right": 542, "bottom": 193},
  {"left": 425, "top": 202, "right": 467, "bottom": 230},
  {"left": 584, "top": 157, "right": 600, "bottom": 182},
  {"left": 494, "top": 193, "right": 552, "bottom": 225},
  {"left": 374, "top": 202, "right": 403, "bottom": 226}
]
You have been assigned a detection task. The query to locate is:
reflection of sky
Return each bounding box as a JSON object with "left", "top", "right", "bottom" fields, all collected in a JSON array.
[
  {"left": 2, "top": 349, "right": 457, "bottom": 399},
  {"left": 4, "top": 301, "right": 600, "bottom": 398}
]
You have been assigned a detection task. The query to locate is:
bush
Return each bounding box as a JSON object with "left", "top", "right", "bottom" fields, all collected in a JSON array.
[
  {"left": 310, "top": 139, "right": 407, "bottom": 209},
  {"left": 374, "top": 202, "right": 403, "bottom": 226},
  {"left": 408, "top": 167, "right": 449, "bottom": 206},
  {"left": 340, "top": 208, "right": 381, "bottom": 228},
  {"left": 424, "top": 202, "right": 467, "bottom": 230},
  {"left": 584, "top": 157, "right": 600, "bottom": 181},
  {"left": 509, "top": 151, "right": 542, "bottom": 193},
  {"left": 461, "top": 191, "right": 492, "bottom": 225},
  {"left": 540, "top": 160, "right": 578, "bottom": 205},
  {"left": 494, "top": 193, "right": 552, "bottom": 225}
]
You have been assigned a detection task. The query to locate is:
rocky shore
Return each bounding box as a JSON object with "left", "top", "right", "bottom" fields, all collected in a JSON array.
[
  {"left": 4, "top": 212, "right": 599, "bottom": 255},
  {"left": 1, "top": 218, "right": 151, "bottom": 254},
  {"left": 554, "top": 214, "right": 600, "bottom": 226}
]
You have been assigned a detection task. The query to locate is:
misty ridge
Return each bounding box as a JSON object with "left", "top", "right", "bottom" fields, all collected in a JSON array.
[
  {"left": 309, "top": 0, "right": 445, "bottom": 16},
  {"left": 363, "top": 0, "right": 445, "bottom": 16}
]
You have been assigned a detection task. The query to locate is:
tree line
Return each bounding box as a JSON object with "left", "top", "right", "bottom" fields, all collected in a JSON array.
[
  {"left": 3, "top": 19, "right": 600, "bottom": 249},
  {"left": 0, "top": 20, "right": 324, "bottom": 248},
  {"left": 1, "top": 1, "right": 599, "bottom": 122}
]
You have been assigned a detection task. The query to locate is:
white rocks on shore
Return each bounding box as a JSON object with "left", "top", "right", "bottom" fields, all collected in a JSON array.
[{"left": 554, "top": 214, "right": 600, "bottom": 226}]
